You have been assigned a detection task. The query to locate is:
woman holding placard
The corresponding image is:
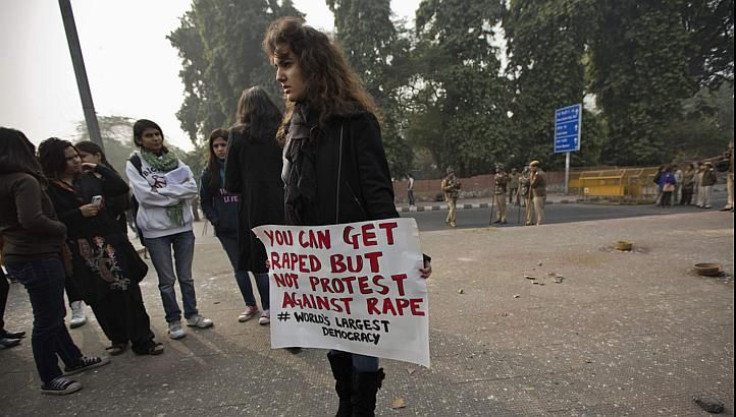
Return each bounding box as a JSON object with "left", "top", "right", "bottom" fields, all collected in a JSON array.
[{"left": 263, "top": 17, "right": 432, "bottom": 417}]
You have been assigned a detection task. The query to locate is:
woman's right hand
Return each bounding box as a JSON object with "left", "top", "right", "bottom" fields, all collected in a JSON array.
[{"left": 79, "top": 203, "right": 99, "bottom": 217}]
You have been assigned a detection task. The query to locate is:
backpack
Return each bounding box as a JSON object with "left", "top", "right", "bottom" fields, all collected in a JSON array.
[{"left": 128, "top": 154, "right": 145, "bottom": 246}]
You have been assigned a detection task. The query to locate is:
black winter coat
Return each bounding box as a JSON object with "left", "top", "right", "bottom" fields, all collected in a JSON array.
[
  {"left": 224, "top": 125, "right": 285, "bottom": 273},
  {"left": 47, "top": 165, "right": 147, "bottom": 303},
  {"left": 284, "top": 111, "right": 398, "bottom": 226}
]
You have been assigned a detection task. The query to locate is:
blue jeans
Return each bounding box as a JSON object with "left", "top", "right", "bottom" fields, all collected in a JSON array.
[
  {"left": 145, "top": 231, "right": 199, "bottom": 323},
  {"left": 218, "top": 232, "right": 270, "bottom": 310},
  {"left": 6, "top": 256, "right": 83, "bottom": 384}
]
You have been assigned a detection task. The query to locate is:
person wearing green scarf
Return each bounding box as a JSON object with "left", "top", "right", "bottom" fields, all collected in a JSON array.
[{"left": 126, "top": 119, "right": 214, "bottom": 341}]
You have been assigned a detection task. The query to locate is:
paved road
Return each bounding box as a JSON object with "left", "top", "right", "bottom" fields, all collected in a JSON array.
[{"left": 406, "top": 193, "right": 729, "bottom": 231}]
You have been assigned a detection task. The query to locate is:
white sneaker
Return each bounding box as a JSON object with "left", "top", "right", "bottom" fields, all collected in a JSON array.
[
  {"left": 168, "top": 321, "right": 186, "bottom": 339},
  {"left": 259, "top": 310, "right": 270, "bottom": 325},
  {"left": 69, "top": 301, "right": 87, "bottom": 329},
  {"left": 186, "top": 314, "right": 213, "bottom": 329},
  {"left": 238, "top": 306, "right": 259, "bottom": 322}
]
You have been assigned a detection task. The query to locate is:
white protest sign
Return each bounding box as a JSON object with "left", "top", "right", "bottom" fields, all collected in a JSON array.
[{"left": 253, "top": 218, "right": 430, "bottom": 367}]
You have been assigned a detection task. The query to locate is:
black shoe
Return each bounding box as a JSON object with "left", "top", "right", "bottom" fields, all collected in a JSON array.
[
  {"left": 41, "top": 376, "right": 82, "bottom": 396},
  {"left": 286, "top": 347, "right": 302, "bottom": 354},
  {"left": 64, "top": 356, "right": 111, "bottom": 375},
  {"left": 105, "top": 343, "right": 128, "bottom": 356},
  {"left": 0, "top": 330, "right": 26, "bottom": 339},
  {"left": 492, "top": 220, "right": 501, "bottom": 224},
  {"left": 0, "top": 337, "right": 21, "bottom": 350}
]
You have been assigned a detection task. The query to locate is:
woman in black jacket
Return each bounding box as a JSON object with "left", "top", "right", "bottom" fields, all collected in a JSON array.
[
  {"left": 38, "top": 138, "right": 162, "bottom": 356},
  {"left": 224, "top": 87, "right": 284, "bottom": 326},
  {"left": 264, "top": 17, "right": 432, "bottom": 417},
  {"left": 1, "top": 128, "right": 109, "bottom": 395},
  {"left": 75, "top": 141, "right": 129, "bottom": 235},
  {"left": 202, "top": 128, "right": 266, "bottom": 323}
]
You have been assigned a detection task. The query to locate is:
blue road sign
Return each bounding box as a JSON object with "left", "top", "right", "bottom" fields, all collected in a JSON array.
[{"left": 554, "top": 104, "right": 582, "bottom": 153}]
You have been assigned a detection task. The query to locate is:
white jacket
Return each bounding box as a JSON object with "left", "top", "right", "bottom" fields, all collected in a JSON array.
[{"left": 126, "top": 151, "right": 198, "bottom": 239}]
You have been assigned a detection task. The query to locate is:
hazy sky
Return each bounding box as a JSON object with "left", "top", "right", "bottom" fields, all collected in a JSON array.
[{"left": 0, "top": 0, "right": 420, "bottom": 151}]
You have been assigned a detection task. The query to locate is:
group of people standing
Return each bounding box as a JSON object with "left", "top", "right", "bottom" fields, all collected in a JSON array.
[
  {"left": 2, "top": 16, "right": 430, "bottom": 417},
  {"left": 654, "top": 161, "right": 722, "bottom": 209},
  {"left": 436, "top": 161, "right": 547, "bottom": 228}
]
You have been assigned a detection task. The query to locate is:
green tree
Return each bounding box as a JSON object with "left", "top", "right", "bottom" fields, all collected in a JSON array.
[
  {"left": 410, "top": 0, "right": 510, "bottom": 177},
  {"left": 504, "top": 0, "right": 604, "bottom": 169},
  {"left": 327, "top": 0, "right": 414, "bottom": 176},
  {"left": 169, "top": 0, "right": 302, "bottom": 146},
  {"left": 588, "top": 0, "right": 695, "bottom": 166}
]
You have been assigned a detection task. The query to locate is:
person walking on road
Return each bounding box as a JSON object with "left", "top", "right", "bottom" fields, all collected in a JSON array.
[
  {"left": 407, "top": 173, "right": 416, "bottom": 208},
  {"left": 0, "top": 127, "right": 110, "bottom": 395},
  {"left": 126, "top": 119, "right": 214, "bottom": 340},
  {"left": 526, "top": 160, "right": 547, "bottom": 225},
  {"left": 492, "top": 164, "right": 509, "bottom": 224},
  {"left": 224, "top": 86, "right": 285, "bottom": 326},
  {"left": 264, "top": 16, "right": 432, "bottom": 416},
  {"left": 441, "top": 167, "right": 461, "bottom": 227}
]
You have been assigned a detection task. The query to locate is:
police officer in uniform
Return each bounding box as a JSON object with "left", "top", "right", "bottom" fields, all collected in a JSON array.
[
  {"left": 519, "top": 165, "right": 530, "bottom": 208},
  {"left": 526, "top": 160, "right": 547, "bottom": 225},
  {"left": 508, "top": 168, "right": 519, "bottom": 205},
  {"left": 492, "top": 164, "right": 509, "bottom": 224},
  {"left": 441, "top": 167, "right": 461, "bottom": 227}
]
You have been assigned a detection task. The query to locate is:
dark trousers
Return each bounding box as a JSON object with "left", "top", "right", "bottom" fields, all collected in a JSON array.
[
  {"left": 6, "top": 256, "right": 83, "bottom": 384},
  {"left": 89, "top": 284, "right": 155, "bottom": 353},
  {"left": 660, "top": 191, "right": 673, "bottom": 207},
  {"left": 64, "top": 273, "right": 83, "bottom": 306},
  {"left": 681, "top": 188, "right": 693, "bottom": 205},
  {"left": 218, "top": 232, "right": 270, "bottom": 310}
]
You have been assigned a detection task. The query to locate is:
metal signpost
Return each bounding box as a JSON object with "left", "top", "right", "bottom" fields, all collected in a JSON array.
[{"left": 554, "top": 104, "right": 582, "bottom": 195}]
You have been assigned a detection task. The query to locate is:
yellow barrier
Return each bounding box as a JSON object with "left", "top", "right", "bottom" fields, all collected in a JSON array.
[{"left": 576, "top": 167, "right": 660, "bottom": 203}]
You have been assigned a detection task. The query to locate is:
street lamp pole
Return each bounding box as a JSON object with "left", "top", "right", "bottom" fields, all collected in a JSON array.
[{"left": 58, "top": 0, "right": 104, "bottom": 150}]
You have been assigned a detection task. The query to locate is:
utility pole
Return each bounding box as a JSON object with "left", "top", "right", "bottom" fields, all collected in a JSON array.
[{"left": 58, "top": 0, "right": 104, "bottom": 150}]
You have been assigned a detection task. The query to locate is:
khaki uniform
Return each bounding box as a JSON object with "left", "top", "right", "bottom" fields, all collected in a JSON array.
[
  {"left": 493, "top": 172, "right": 509, "bottom": 223},
  {"left": 508, "top": 171, "right": 519, "bottom": 205},
  {"left": 519, "top": 170, "right": 531, "bottom": 208},
  {"left": 441, "top": 173, "right": 461, "bottom": 227},
  {"left": 526, "top": 170, "right": 546, "bottom": 225}
]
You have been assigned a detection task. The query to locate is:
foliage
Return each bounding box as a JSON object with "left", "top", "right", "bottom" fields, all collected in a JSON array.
[
  {"left": 327, "top": 0, "right": 415, "bottom": 177},
  {"left": 167, "top": 0, "right": 733, "bottom": 177},
  {"left": 504, "top": 0, "right": 596, "bottom": 170},
  {"left": 168, "top": 0, "right": 302, "bottom": 146},
  {"left": 409, "top": 0, "right": 510, "bottom": 177}
]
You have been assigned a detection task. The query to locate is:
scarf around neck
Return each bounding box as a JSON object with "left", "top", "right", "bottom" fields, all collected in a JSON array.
[
  {"left": 284, "top": 103, "right": 319, "bottom": 225},
  {"left": 139, "top": 148, "right": 184, "bottom": 226}
]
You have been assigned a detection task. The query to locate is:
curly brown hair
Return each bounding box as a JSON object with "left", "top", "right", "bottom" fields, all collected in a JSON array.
[{"left": 262, "top": 16, "right": 378, "bottom": 144}]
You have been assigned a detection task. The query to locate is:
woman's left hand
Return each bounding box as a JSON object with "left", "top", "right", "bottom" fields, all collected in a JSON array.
[{"left": 419, "top": 261, "right": 432, "bottom": 279}]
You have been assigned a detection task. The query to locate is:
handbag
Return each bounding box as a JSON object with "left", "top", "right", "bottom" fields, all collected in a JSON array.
[{"left": 663, "top": 183, "right": 675, "bottom": 192}]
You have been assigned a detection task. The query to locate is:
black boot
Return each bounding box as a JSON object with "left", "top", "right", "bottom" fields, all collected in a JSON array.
[
  {"left": 351, "top": 368, "right": 385, "bottom": 417},
  {"left": 327, "top": 351, "right": 353, "bottom": 417}
]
